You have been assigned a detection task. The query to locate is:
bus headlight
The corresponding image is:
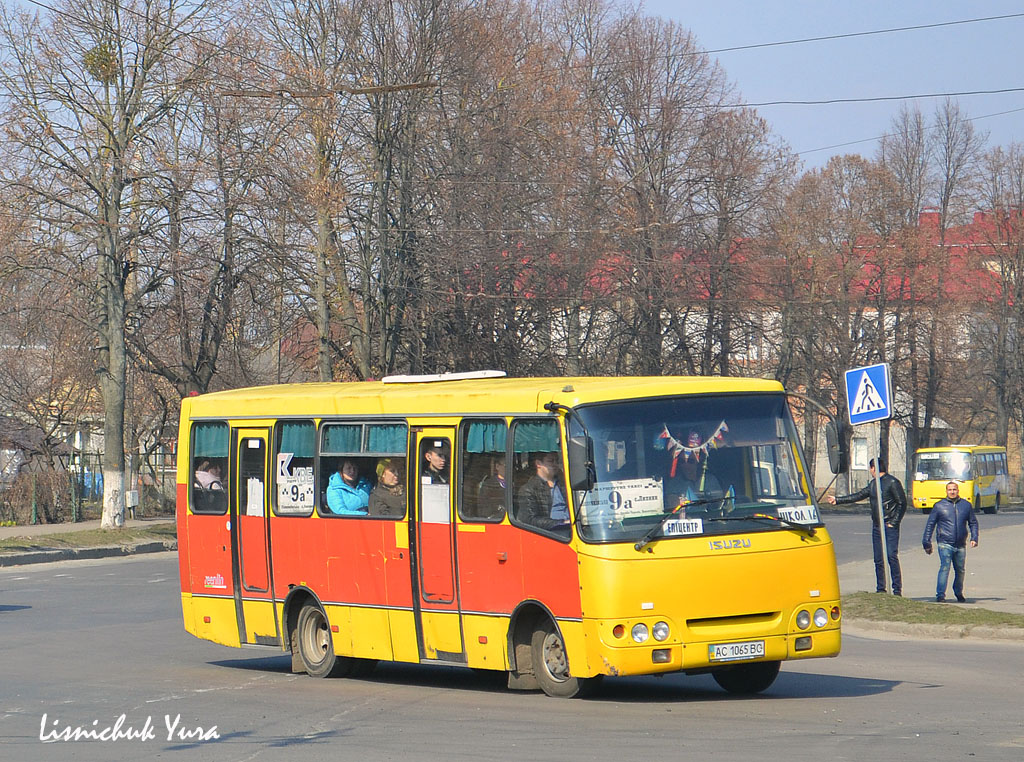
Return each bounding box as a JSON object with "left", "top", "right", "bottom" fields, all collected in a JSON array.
[
  {"left": 796, "top": 610, "right": 811, "bottom": 630},
  {"left": 631, "top": 623, "right": 649, "bottom": 643},
  {"left": 814, "top": 608, "right": 829, "bottom": 628},
  {"left": 652, "top": 621, "right": 670, "bottom": 641}
]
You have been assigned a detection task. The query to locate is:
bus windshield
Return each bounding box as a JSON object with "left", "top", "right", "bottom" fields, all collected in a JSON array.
[
  {"left": 573, "top": 393, "right": 818, "bottom": 543},
  {"left": 914, "top": 451, "right": 972, "bottom": 481}
]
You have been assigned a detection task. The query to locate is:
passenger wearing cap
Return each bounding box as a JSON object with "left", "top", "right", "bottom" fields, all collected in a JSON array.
[
  {"left": 423, "top": 445, "right": 449, "bottom": 484},
  {"left": 369, "top": 458, "right": 406, "bottom": 517}
]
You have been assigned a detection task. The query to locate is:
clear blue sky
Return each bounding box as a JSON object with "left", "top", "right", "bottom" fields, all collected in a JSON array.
[{"left": 642, "top": 1, "right": 1024, "bottom": 169}]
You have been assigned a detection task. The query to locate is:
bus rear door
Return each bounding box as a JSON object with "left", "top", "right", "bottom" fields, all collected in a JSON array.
[
  {"left": 230, "top": 428, "right": 279, "bottom": 645},
  {"left": 412, "top": 428, "right": 465, "bottom": 662}
]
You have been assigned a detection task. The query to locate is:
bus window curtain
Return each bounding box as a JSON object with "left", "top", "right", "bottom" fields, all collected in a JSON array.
[
  {"left": 193, "top": 423, "right": 229, "bottom": 457},
  {"left": 465, "top": 421, "right": 507, "bottom": 453},
  {"left": 322, "top": 425, "right": 361, "bottom": 453},
  {"left": 279, "top": 422, "right": 315, "bottom": 457},
  {"left": 512, "top": 420, "right": 559, "bottom": 453},
  {"left": 366, "top": 424, "right": 407, "bottom": 453}
]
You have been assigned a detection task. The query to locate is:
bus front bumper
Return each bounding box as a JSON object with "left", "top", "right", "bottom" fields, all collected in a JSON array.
[{"left": 583, "top": 625, "right": 842, "bottom": 677}]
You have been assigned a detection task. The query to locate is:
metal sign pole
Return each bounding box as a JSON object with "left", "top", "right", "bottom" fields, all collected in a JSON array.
[
  {"left": 873, "top": 446, "right": 890, "bottom": 594},
  {"left": 845, "top": 363, "right": 894, "bottom": 596}
]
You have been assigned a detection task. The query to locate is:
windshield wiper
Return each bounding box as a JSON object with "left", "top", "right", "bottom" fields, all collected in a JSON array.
[
  {"left": 633, "top": 494, "right": 735, "bottom": 552},
  {"left": 704, "top": 512, "right": 817, "bottom": 537}
]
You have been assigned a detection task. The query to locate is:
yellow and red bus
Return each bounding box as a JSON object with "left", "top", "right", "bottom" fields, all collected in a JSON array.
[
  {"left": 912, "top": 445, "right": 1009, "bottom": 515},
  {"left": 176, "top": 373, "right": 842, "bottom": 697}
]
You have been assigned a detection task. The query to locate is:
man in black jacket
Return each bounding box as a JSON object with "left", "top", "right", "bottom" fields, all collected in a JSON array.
[
  {"left": 922, "top": 481, "right": 979, "bottom": 602},
  {"left": 826, "top": 457, "right": 907, "bottom": 595},
  {"left": 516, "top": 451, "right": 570, "bottom": 534}
]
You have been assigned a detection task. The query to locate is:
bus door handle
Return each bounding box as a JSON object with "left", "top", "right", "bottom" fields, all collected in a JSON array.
[
  {"left": 391, "top": 551, "right": 405, "bottom": 560},
  {"left": 496, "top": 552, "right": 507, "bottom": 563}
]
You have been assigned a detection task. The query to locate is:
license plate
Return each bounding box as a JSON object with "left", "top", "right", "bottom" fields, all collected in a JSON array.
[{"left": 708, "top": 640, "right": 765, "bottom": 662}]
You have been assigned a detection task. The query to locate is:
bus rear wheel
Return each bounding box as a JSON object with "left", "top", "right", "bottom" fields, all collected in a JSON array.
[
  {"left": 711, "top": 660, "right": 780, "bottom": 695},
  {"left": 531, "top": 621, "right": 601, "bottom": 698},
  {"left": 986, "top": 493, "right": 1000, "bottom": 515},
  {"left": 296, "top": 604, "right": 353, "bottom": 678}
]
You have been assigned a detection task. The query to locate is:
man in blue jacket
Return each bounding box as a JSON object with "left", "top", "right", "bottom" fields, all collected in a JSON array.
[{"left": 922, "top": 481, "right": 979, "bottom": 602}]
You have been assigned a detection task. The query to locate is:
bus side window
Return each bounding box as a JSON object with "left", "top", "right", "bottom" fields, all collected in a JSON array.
[
  {"left": 191, "top": 422, "right": 229, "bottom": 514},
  {"left": 511, "top": 420, "right": 569, "bottom": 537},
  {"left": 274, "top": 420, "right": 316, "bottom": 516},
  {"left": 461, "top": 419, "right": 508, "bottom": 522}
]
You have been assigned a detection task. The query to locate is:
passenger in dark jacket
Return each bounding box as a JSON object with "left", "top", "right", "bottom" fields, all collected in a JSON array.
[
  {"left": 368, "top": 458, "right": 406, "bottom": 517},
  {"left": 922, "top": 481, "right": 979, "bottom": 602},
  {"left": 826, "top": 457, "right": 907, "bottom": 595},
  {"left": 515, "top": 451, "right": 570, "bottom": 535}
]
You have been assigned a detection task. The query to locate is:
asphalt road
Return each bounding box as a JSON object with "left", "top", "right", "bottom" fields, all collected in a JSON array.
[
  {"left": 824, "top": 508, "right": 1024, "bottom": 566},
  {"left": 4, "top": 553, "right": 1024, "bottom": 761}
]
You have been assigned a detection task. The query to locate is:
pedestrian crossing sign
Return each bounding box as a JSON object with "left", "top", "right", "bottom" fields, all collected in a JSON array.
[{"left": 844, "top": 363, "right": 892, "bottom": 425}]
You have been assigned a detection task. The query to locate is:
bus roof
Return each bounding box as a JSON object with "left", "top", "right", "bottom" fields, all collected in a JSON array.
[
  {"left": 914, "top": 445, "right": 1005, "bottom": 453},
  {"left": 183, "top": 375, "right": 785, "bottom": 420}
]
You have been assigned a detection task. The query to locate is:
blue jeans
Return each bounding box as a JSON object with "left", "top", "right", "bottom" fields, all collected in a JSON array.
[
  {"left": 936, "top": 542, "right": 967, "bottom": 599},
  {"left": 871, "top": 523, "right": 902, "bottom": 594}
]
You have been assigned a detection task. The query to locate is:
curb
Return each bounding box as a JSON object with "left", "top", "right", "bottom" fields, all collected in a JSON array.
[
  {"left": 0, "top": 540, "right": 177, "bottom": 567},
  {"left": 843, "top": 618, "right": 1024, "bottom": 642}
]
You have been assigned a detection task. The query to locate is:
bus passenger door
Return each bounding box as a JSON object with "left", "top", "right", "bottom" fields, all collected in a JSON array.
[
  {"left": 412, "top": 429, "right": 464, "bottom": 661},
  {"left": 230, "top": 428, "right": 279, "bottom": 645}
]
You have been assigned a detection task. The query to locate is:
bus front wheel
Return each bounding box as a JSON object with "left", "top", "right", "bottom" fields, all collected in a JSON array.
[
  {"left": 531, "top": 621, "right": 601, "bottom": 698},
  {"left": 712, "top": 660, "right": 781, "bottom": 695},
  {"left": 296, "top": 604, "right": 353, "bottom": 678},
  {"left": 986, "top": 493, "right": 1000, "bottom": 515}
]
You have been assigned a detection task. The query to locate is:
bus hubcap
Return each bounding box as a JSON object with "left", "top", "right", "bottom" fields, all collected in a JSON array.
[{"left": 542, "top": 632, "right": 569, "bottom": 682}]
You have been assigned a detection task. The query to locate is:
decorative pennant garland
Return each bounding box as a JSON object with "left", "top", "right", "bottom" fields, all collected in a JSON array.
[{"left": 655, "top": 421, "right": 729, "bottom": 477}]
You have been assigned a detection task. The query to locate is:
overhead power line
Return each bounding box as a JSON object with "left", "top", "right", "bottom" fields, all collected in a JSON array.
[
  {"left": 746, "top": 87, "right": 1024, "bottom": 109},
  {"left": 15, "top": 0, "right": 1024, "bottom": 108},
  {"left": 796, "top": 105, "right": 1024, "bottom": 158},
  {"left": 702, "top": 12, "right": 1024, "bottom": 56}
]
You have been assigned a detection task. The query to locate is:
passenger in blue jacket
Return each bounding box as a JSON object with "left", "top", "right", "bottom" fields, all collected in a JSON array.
[
  {"left": 922, "top": 481, "right": 979, "bottom": 603},
  {"left": 326, "top": 459, "right": 371, "bottom": 515}
]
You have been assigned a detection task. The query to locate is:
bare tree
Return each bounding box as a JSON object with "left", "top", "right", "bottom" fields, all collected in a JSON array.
[
  {"left": 919, "top": 99, "right": 987, "bottom": 447},
  {"left": 0, "top": 0, "right": 216, "bottom": 526},
  {"left": 975, "top": 144, "right": 1024, "bottom": 450}
]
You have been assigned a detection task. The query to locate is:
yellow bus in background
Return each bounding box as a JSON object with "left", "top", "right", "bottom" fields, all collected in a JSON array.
[{"left": 911, "top": 445, "right": 1009, "bottom": 515}]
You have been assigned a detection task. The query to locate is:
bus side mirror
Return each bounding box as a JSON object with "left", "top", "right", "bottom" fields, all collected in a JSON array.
[
  {"left": 826, "top": 422, "right": 848, "bottom": 475},
  {"left": 567, "top": 435, "right": 596, "bottom": 491}
]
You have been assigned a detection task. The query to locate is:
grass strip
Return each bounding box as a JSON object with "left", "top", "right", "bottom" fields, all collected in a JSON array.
[{"left": 843, "top": 590, "right": 1024, "bottom": 628}]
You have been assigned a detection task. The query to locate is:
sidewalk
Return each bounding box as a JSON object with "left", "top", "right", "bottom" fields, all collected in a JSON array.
[
  {"left": 0, "top": 516, "right": 176, "bottom": 567},
  {"left": 837, "top": 518, "right": 1024, "bottom": 639}
]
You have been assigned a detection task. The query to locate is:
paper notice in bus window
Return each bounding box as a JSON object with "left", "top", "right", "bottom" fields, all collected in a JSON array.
[
  {"left": 662, "top": 518, "right": 703, "bottom": 536},
  {"left": 777, "top": 505, "right": 818, "bottom": 524},
  {"left": 276, "top": 454, "right": 314, "bottom": 513},
  {"left": 589, "top": 478, "right": 665, "bottom": 522},
  {"left": 421, "top": 483, "right": 450, "bottom": 524},
  {"left": 246, "top": 477, "right": 264, "bottom": 516}
]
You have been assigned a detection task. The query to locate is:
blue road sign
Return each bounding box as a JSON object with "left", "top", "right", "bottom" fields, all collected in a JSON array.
[{"left": 844, "top": 363, "right": 892, "bottom": 426}]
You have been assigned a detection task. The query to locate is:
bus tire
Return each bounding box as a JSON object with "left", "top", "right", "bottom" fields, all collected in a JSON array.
[
  {"left": 296, "top": 603, "right": 352, "bottom": 678},
  {"left": 712, "top": 660, "right": 781, "bottom": 695},
  {"left": 987, "top": 493, "right": 1000, "bottom": 515},
  {"left": 531, "top": 620, "right": 601, "bottom": 698},
  {"left": 977, "top": 494, "right": 994, "bottom": 516}
]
